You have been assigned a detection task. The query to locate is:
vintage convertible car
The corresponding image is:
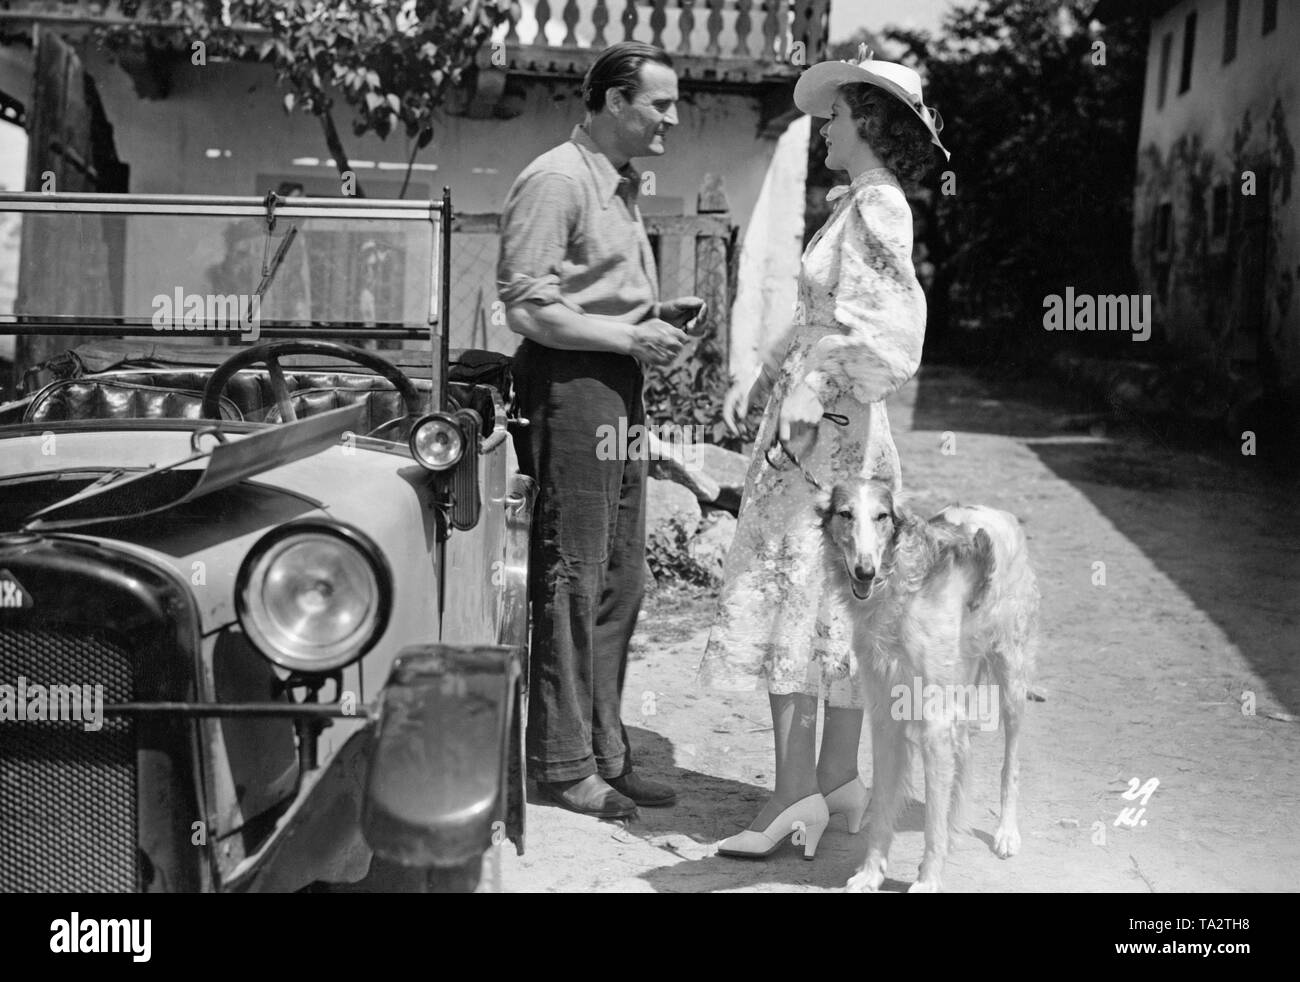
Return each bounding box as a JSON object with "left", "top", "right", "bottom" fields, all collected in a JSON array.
[{"left": 0, "top": 190, "right": 533, "bottom": 892}]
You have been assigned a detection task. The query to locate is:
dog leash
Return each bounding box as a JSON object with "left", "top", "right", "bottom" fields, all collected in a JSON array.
[{"left": 764, "top": 411, "right": 849, "bottom": 491}]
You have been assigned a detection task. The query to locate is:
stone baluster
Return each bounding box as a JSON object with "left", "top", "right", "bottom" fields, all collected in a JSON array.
[
  {"left": 733, "top": 0, "right": 752, "bottom": 57},
  {"left": 504, "top": 0, "right": 520, "bottom": 44},
  {"left": 621, "top": 0, "right": 638, "bottom": 41},
  {"left": 791, "top": 0, "right": 810, "bottom": 56},
  {"left": 649, "top": 0, "right": 668, "bottom": 48},
  {"left": 593, "top": 0, "right": 610, "bottom": 47},
  {"left": 677, "top": 0, "right": 695, "bottom": 55},
  {"left": 760, "top": 0, "right": 780, "bottom": 62},
  {"left": 562, "top": 0, "right": 580, "bottom": 47},
  {"left": 534, "top": 0, "right": 551, "bottom": 46},
  {"left": 704, "top": 0, "right": 723, "bottom": 56}
]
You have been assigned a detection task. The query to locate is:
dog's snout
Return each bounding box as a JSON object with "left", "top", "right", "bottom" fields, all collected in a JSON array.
[{"left": 853, "top": 563, "right": 875, "bottom": 582}]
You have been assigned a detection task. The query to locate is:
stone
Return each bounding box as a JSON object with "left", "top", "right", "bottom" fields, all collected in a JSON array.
[
  {"left": 697, "top": 443, "right": 750, "bottom": 513},
  {"left": 646, "top": 430, "right": 720, "bottom": 503},
  {"left": 645, "top": 476, "right": 703, "bottom": 542},
  {"left": 645, "top": 477, "right": 704, "bottom": 585}
]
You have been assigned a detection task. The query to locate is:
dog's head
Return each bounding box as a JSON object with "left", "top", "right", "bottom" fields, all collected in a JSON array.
[{"left": 814, "top": 477, "right": 908, "bottom": 600}]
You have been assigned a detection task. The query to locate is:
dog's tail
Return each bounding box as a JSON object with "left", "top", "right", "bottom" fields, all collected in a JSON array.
[{"left": 966, "top": 528, "right": 995, "bottom": 611}]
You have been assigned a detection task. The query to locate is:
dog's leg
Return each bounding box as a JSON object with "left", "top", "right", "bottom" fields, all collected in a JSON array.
[
  {"left": 993, "top": 665, "right": 1024, "bottom": 858},
  {"left": 846, "top": 706, "right": 908, "bottom": 893},
  {"left": 947, "top": 720, "right": 972, "bottom": 852},
  {"left": 910, "top": 716, "right": 955, "bottom": 892}
]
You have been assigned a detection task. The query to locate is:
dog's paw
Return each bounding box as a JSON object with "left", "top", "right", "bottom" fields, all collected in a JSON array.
[
  {"left": 993, "top": 824, "right": 1021, "bottom": 858},
  {"left": 907, "top": 878, "right": 941, "bottom": 893},
  {"left": 845, "top": 867, "right": 885, "bottom": 893}
]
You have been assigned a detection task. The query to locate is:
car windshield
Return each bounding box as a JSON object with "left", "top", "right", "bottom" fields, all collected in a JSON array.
[{"left": 0, "top": 194, "right": 439, "bottom": 336}]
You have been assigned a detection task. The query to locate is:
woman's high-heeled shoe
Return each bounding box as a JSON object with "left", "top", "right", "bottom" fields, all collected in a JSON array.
[
  {"left": 716, "top": 793, "right": 830, "bottom": 860},
  {"left": 824, "top": 777, "right": 869, "bottom": 834}
]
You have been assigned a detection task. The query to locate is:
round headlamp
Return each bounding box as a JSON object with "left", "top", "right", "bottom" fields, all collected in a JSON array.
[
  {"left": 237, "top": 524, "right": 390, "bottom": 673},
  {"left": 409, "top": 412, "right": 466, "bottom": 471}
]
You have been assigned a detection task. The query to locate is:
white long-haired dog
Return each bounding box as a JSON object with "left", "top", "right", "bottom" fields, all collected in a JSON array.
[{"left": 815, "top": 477, "right": 1040, "bottom": 893}]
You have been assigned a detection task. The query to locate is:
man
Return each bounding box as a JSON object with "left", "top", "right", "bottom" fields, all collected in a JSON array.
[{"left": 498, "top": 42, "right": 705, "bottom": 818}]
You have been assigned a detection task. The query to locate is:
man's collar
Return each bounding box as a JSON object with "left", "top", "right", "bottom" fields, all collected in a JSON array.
[{"left": 571, "top": 124, "right": 639, "bottom": 210}]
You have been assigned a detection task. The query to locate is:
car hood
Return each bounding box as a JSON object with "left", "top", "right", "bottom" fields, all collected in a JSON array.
[
  {"left": 15, "top": 405, "right": 366, "bottom": 531},
  {"left": 0, "top": 415, "right": 440, "bottom": 640}
]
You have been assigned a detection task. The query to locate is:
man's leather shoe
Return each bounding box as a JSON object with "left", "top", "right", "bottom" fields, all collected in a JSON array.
[
  {"left": 537, "top": 775, "right": 637, "bottom": 818},
  {"left": 607, "top": 771, "right": 677, "bottom": 807}
]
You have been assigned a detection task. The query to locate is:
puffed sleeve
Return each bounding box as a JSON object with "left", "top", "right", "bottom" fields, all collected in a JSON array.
[
  {"left": 496, "top": 169, "right": 585, "bottom": 314},
  {"left": 799, "top": 182, "right": 926, "bottom": 404}
]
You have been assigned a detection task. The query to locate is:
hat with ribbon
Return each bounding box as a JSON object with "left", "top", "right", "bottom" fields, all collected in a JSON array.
[{"left": 794, "top": 44, "right": 949, "bottom": 161}]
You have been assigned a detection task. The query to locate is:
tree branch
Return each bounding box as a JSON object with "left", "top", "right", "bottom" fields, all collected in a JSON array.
[{"left": 319, "top": 107, "right": 365, "bottom": 198}]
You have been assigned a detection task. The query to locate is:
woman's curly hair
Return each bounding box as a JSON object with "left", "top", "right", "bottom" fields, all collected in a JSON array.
[{"left": 839, "top": 82, "right": 938, "bottom": 189}]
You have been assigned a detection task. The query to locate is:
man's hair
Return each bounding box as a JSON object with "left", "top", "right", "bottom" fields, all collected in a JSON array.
[
  {"left": 839, "top": 83, "right": 937, "bottom": 189},
  {"left": 583, "top": 42, "right": 674, "bottom": 113}
]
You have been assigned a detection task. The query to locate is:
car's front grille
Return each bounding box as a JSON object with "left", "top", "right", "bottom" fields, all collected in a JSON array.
[{"left": 0, "top": 627, "right": 139, "bottom": 892}]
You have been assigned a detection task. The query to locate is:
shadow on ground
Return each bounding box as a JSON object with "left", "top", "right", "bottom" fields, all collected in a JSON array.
[
  {"left": 909, "top": 364, "right": 1300, "bottom": 715},
  {"left": 524, "top": 725, "right": 937, "bottom": 892}
]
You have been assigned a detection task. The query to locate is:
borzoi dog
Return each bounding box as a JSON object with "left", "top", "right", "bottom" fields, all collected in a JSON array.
[{"left": 815, "top": 477, "right": 1039, "bottom": 893}]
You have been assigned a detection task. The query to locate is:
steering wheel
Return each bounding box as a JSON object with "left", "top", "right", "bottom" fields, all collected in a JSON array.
[{"left": 200, "top": 340, "right": 425, "bottom": 432}]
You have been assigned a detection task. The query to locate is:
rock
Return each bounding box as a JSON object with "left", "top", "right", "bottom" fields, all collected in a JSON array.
[
  {"left": 647, "top": 430, "right": 721, "bottom": 503},
  {"left": 645, "top": 477, "right": 706, "bottom": 585},
  {"left": 646, "top": 477, "right": 703, "bottom": 539},
  {"left": 697, "top": 443, "right": 750, "bottom": 513},
  {"left": 687, "top": 512, "right": 737, "bottom": 585}
]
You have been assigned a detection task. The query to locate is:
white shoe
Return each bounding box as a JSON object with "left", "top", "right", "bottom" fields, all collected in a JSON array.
[
  {"left": 716, "top": 793, "right": 830, "bottom": 860},
  {"left": 824, "top": 777, "right": 869, "bottom": 834}
]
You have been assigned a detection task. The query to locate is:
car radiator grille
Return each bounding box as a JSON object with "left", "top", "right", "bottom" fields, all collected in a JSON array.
[{"left": 0, "top": 627, "right": 139, "bottom": 893}]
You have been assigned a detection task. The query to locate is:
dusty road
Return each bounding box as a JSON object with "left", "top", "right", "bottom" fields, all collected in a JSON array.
[{"left": 492, "top": 365, "right": 1300, "bottom": 892}]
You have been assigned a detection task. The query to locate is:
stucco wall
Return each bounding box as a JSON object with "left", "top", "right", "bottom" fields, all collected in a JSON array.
[
  {"left": 1132, "top": 0, "right": 1300, "bottom": 390},
  {"left": 80, "top": 50, "right": 797, "bottom": 355}
]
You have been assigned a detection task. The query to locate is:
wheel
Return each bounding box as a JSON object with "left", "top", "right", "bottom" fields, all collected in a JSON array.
[{"left": 199, "top": 338, "right": 425, "bottom": 435}]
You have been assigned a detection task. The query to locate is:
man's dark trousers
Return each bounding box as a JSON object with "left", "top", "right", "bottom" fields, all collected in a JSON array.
[{"left": 513, "top": 340, "right": 646, "bottom": 784}]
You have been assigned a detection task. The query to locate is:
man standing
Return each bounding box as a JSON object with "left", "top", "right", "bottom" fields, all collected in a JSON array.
[{"left": 498, "top": 42, "right": 705, "bottom": 818}]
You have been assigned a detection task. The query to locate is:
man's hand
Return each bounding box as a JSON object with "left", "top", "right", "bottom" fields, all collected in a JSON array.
[
  {"left": 629, "top": 318, "right": 689, "bottom": 367},
  {"left": 658, "top": 296, "right": 708, "bottom": 335},
  {"left": 777, "top": 380, "right": 824, "bottom": 462}
]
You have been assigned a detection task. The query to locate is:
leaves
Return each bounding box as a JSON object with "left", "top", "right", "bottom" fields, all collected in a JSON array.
[
  {"left": 643, "top": 328, "right": 744, "bottom": 453},
  {"left": 873, "top": 0, "right": 1148, "bottom": 356},
  {"left": 99, "top": 0, "right": 514, "bottom": 187}
]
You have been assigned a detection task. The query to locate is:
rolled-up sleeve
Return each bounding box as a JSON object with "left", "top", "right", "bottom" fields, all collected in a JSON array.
[
  {"left": 497, "top": 170, "right": 585, "bottom": 313},
  {"left": 801, "top": 184, "right": 926, "bottom": 404}
]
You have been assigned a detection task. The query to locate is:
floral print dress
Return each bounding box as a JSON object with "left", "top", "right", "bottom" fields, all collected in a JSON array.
[{"left": 696, "top": 167, "right": 926, "bottom": 708}]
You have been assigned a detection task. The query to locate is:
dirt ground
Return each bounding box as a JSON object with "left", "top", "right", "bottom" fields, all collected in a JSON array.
[{"left": 489, "top": 364, "right": 1300, "bottom": 892}]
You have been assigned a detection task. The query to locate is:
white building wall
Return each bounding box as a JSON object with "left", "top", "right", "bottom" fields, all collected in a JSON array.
[{"left": 1132, "top": 0, "right": 1300, "bottom": 388}]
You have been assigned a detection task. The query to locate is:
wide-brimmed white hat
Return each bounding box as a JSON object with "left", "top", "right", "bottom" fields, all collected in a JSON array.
[{"left": 794, "top": 45, "right": 950, "bottom": 161}]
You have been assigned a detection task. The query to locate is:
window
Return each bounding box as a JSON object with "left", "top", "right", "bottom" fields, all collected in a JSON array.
[
  {"left": 1179, "top": 11, "right": 1197, "bottom": 94},
  {"left": 1223, "top": 0, "right": 1239, "bottom": 63},
  {"left": 1158, "top": 33, "right": 1173, "bottom": 108},
  {"left": 1211, "top": 184, "right": 1229, "bottom": 238},
  {"left": 1264, "top": 0, "right": 1278, "bottom": 36}
]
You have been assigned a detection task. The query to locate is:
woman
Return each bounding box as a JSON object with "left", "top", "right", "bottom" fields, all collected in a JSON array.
[{"left": 696, "top": 49, "right": 949, "bottom": 859}]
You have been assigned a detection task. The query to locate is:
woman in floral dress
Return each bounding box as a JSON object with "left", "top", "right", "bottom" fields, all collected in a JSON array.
[{"left": 697, "top": 51, "right": 950, "bottom": 859}]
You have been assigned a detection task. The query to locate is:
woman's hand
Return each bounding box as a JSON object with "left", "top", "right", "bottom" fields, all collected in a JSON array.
[
  {"left": 722, "top": 366, "right": 774, "bottom": 436},
  {"left": 777, "top": 380, "right": 824, "bottom": 462}
]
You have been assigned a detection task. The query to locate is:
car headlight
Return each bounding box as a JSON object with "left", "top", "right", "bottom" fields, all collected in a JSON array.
[
  {"left": 236, "top": 523, "right": 391, "bottom": 673},
  {"left": 409, "top": 412, "right": 465, "bottom": 471}
]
